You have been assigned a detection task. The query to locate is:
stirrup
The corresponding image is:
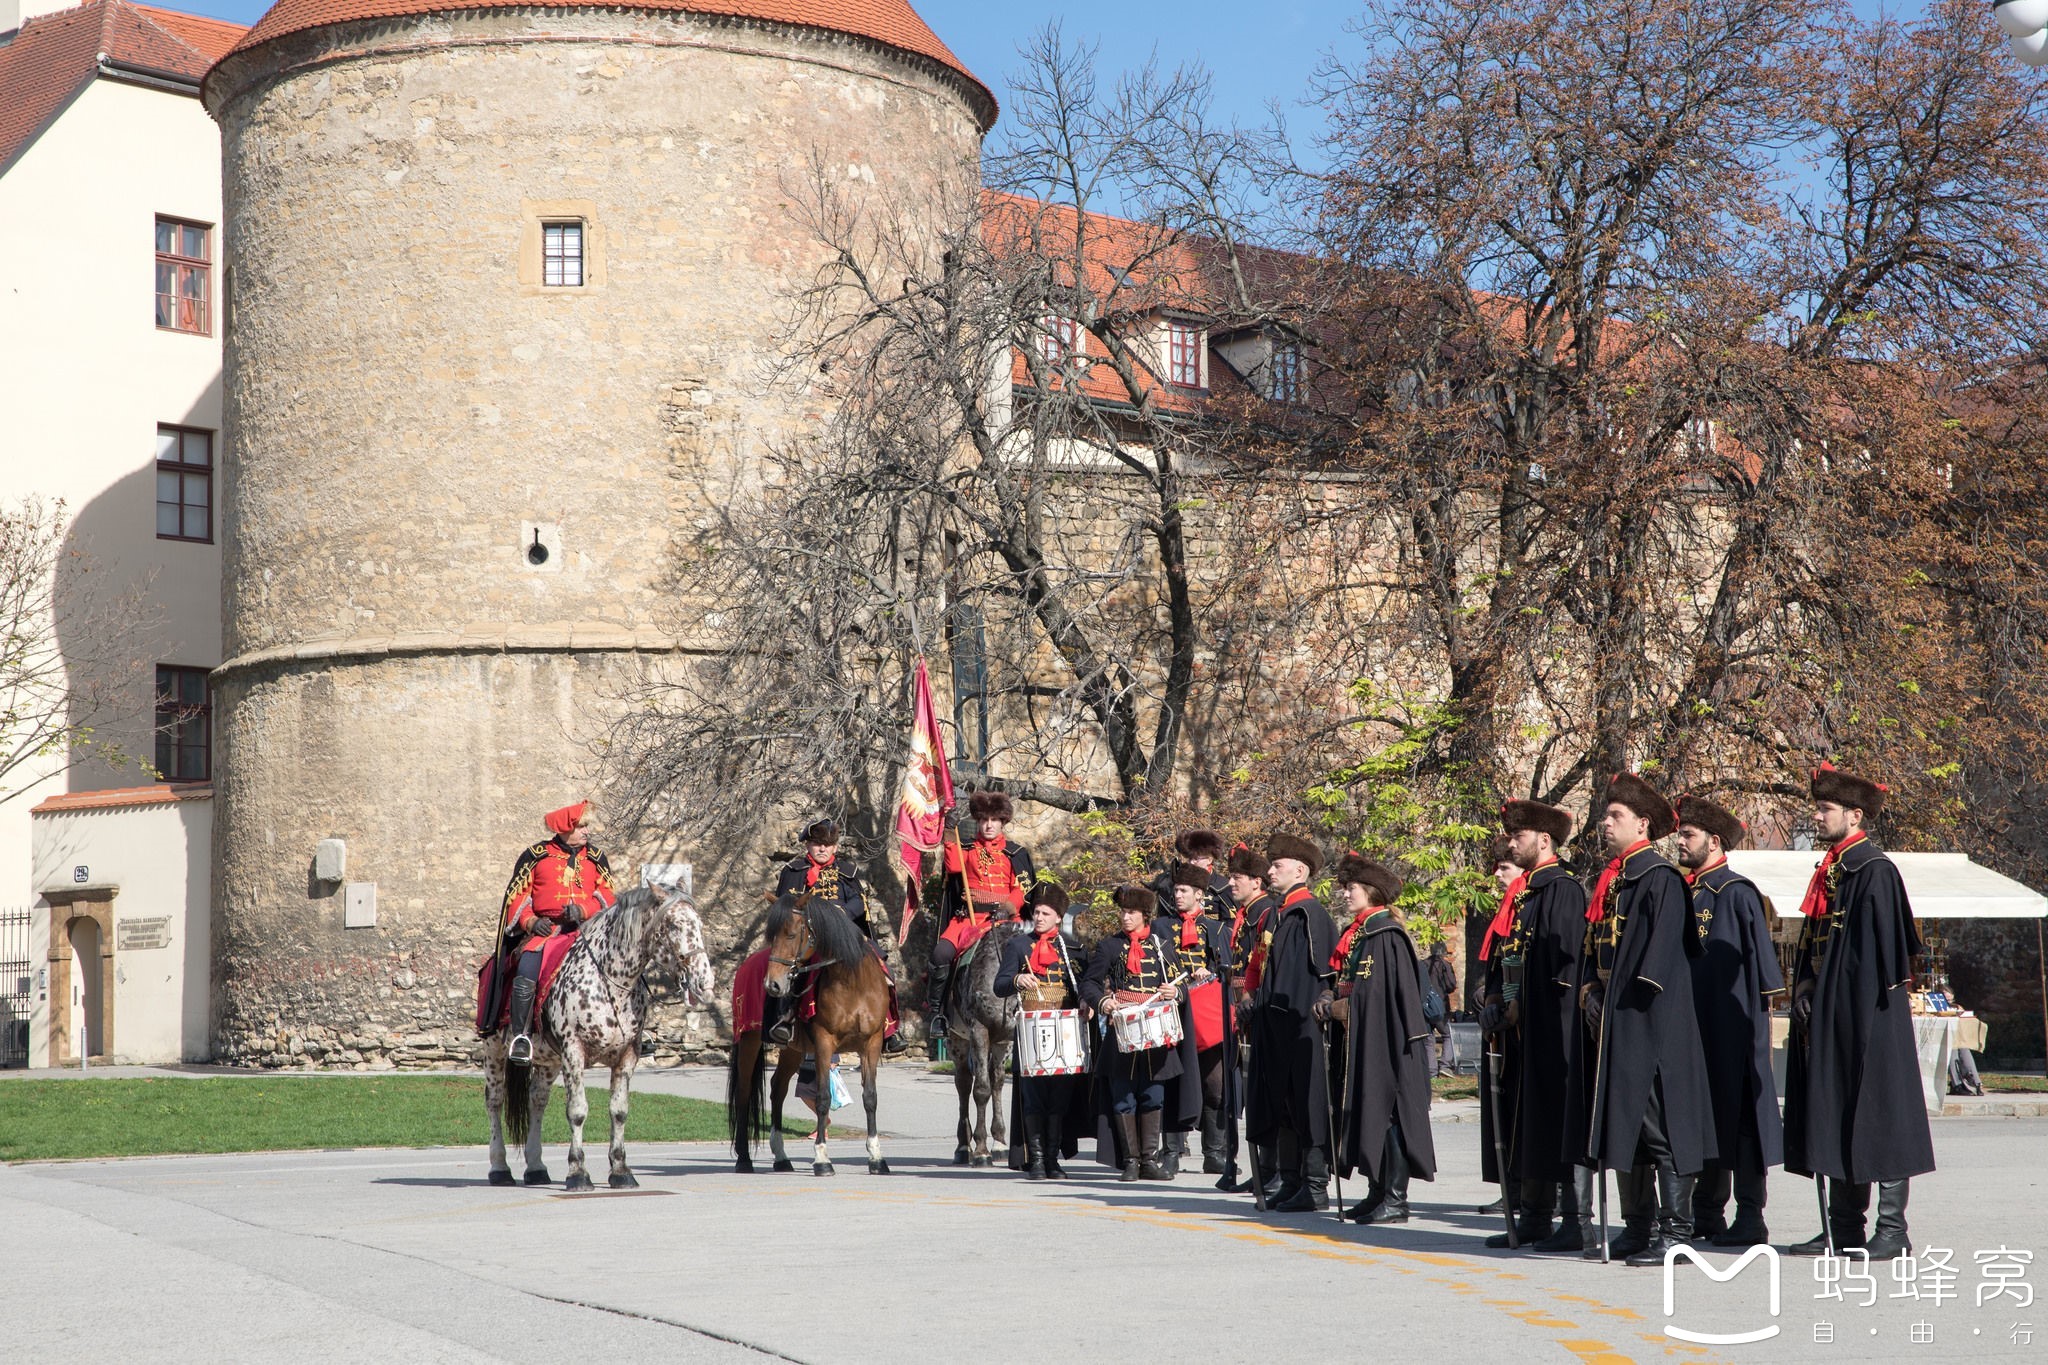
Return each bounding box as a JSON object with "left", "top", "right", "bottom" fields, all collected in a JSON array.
[
  {"left": 767, "top": 1017, "right": 796, "bottom": 1045},
  {"left": 883, "top": 1032, "right": 909, "bottom": 1055},
  {"left": 507, "top": 1032, "right": 534, "bottom": 1064}
]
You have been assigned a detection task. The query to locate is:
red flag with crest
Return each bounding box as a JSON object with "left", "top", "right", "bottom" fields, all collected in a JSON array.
[{"left": 893, "top": 657, "right": 954, "bottom": 937}]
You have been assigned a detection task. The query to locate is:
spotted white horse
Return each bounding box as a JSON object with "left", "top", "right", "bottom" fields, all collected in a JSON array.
[{"left": 484, "top": 883, "right": 717, "bottom": 1190}]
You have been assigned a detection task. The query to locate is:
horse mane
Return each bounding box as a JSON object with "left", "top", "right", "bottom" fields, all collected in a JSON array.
[{"left": 580, "top": 885, "right": 655, "bottom": 961}]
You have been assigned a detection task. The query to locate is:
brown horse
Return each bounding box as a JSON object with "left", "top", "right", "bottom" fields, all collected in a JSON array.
[{"left": 727, "top": 890, "right": 893, "bottom": 1176}]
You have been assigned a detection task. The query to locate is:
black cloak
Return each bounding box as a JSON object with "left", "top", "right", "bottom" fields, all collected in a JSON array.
[
  {"left": 1478, "top": 862, "right": 1586, "bottom": 1184},
  {"left": 1687, "top": 861, "right": 1785, "bottom": 1170},
  {"left": 1335, "top": 911, "right": 1438, "bottom": 1182},
  {"left": 1783, "top": 838, "right": 1936, "bottom": 1184},
  {"left": 1570, "top": 844, "right": 1717, "bottom": 1175},
  {"left": 1244, "top": 889, "right": 1337, "bottom": 1150},
  {"left": 994, "top": 928, "right": 1094, "bottom": 1169}
]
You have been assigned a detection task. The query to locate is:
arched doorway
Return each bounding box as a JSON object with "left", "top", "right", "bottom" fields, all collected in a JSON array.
[{"left": 67, "top": 916, "right": 105, "bottom": 1059}]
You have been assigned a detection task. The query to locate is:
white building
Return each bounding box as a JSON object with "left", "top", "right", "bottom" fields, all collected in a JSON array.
[{"left": 0, "top": 0, "right": 242, "bottom": 1065}]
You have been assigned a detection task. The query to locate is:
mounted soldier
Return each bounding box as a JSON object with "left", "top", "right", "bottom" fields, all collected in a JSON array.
[
  {"left": 493, "top": 800, "right": 618, "bottom": 1063},
  {"left": 765, "top": 817, "right": 908, "bottom": 1055},
  {"left": 924, "top": 790, "right": 1035, "bottom": 1035}
]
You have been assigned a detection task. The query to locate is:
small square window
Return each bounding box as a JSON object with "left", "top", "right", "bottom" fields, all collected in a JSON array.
[
  {"left": 1167, "top": 322, "right": 1204, "bottom": 388},
  {"left": 155, "top": 425, "right": 213, "bottom": 543},
  {"left": 542, "top": 221, "right": 584, "bottom": 288},
  {"left": 1038, "top": 314, "right": 1082, "bottom": 366},
  {"left": 154, "top": 665, "right": 211, "bottom": 781},
  {"left": 155, "top": 216, "right": 210, "bottom": 334}
]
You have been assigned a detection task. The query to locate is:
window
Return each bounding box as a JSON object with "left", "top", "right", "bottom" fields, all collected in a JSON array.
[
  {"left": 1270, "top": 341, "right": 1303, "bottom": 404},
  {"left": 542, "top": 221, "right": 584, "bottom": 287},
  {"left": 1167, "top": 321, "right": 1204, "bottom": 388},
  {"left": 155, "top": 426, "right": 213, "bottom": 542},
  {"left": 154, "top": 218, "right": 210, "bottom": 334},
  {"left": 154, "top": 666, "right": 211, "bottom": 781},
  {"left": 1038, "top": 314, "right": 1082, "bottom": 366}
]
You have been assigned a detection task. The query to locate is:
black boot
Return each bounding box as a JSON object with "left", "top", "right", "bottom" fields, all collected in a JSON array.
[
  {"left": 506, "top": 974, "right": 539, "bottom": 1063},
  {"left": 1022, "top": 1114, "right": 1048, "bottom": 1181},
  {"left": 763, "top": 993, "right": 796, "bottom": 1046},
  {"left": 883, "top": 1031, "right": 908, "bottom": 1055},
  {"left": 1044, "top": 1116, "right": 1066, "bottom": 1179},
  {"left": 1139, "top": 1111, "right": 1170, "bottom": 1180},
  {"left": 1789, "top": 1179, "right": 1868, "bottom": 1256},
  {"left": 1715, "top": 1169, "right": 1770, "bottom": 1247},
  {"left": 1862, "top": 1180, "right": 1911, "bottom": 1260},
  {"left": 1626, "top": 1169, "right": 1697, "bottom": 1266},
  {"left": 1252, "top": 1143, "right": 1284, "bottom": 1202},
  {"left": 1343, "top": 1183, "right": 1386, "bottom": 1223},
  {"left": 1277, "top": 1145, "right": 1329, "bottom": 1211},
  {"left": 1200, "top": 1107, "right": 1228, "bottom": 1175},
  {"left": 1488, "top": 1180, "right": 1555, "bottom": 1248},
  {"left": 1594, "top": 1166, "right": 1654, "bottom": 1261},
  {"left": 924, "top": 960, "right": 953, "bottom": 1038},
  {"left": 1362, "top": 1131, "right": 1410, "bottom": 1224},
  {"left": 1269, "top": 1133, "right": 1303, "bottom": 1208},
  {"left": 1692, "top": 1167, "right": 1732, "bottom": 1241},
  {"left": 1115, "top": 1114, "right": 1141, "bottom": 1183},
  {"left": 1162, "top": 1129, "right": 1183, "bottom": 1179}
]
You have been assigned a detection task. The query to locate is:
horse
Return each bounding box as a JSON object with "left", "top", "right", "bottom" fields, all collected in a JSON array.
[
  {"left": 727, "top": 889, "right": 892, "bottom": 1177},
  {"left": 483, "top": 883, "right": 717, "bottom": 1191},
  {"left": 947, "top": 918, "right": 1023, "bottom": 1166}
]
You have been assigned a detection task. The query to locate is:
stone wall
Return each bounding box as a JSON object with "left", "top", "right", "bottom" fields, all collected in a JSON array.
[{"left": 205, "top": 9, "right": 981, "bottom": 1065}]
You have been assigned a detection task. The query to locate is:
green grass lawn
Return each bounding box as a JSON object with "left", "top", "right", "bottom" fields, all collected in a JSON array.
[
  {"left": 0, "top": 1076, "right": 832, "bottom": 1163},
  {"left": 1432, "top": 1074, "right": 1478, "bottom": 1101},
  {"left": 1982, "top": 1073, "right": 2048, "bottom": 1093}
]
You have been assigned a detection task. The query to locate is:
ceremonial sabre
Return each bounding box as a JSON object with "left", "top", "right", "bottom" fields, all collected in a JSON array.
[
  {"left": 1317, "top": 1010, "right": 1343, "bottom": 1223},
  {"left": 1483, "top": 1040, "right": 1517, "bottom": 1248}
]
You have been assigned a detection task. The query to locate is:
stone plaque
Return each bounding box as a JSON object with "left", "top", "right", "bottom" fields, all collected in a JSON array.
[{"left": 117, "top": 916, "right": 172, "bottom": 951}]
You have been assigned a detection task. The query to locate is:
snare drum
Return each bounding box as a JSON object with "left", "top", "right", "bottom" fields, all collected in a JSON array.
[
  {"left": 1017, "top": 1008, "right": 1088, "bottom": 1076},
  {"left": 1111, "top": 998, "right": 1185, "bottom": 1054}
]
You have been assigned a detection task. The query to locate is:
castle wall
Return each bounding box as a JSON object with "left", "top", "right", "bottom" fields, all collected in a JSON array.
[{"left": 206, "top": 9, "right": 980, "bottom": 1065}]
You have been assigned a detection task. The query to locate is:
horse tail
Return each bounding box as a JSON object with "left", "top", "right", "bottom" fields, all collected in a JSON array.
[
  {"left": 727, "top": 1034, "right": 767, "bottom": 1158},
  {"left": 505, "top": 1059, "right": 531, "bottom": 1147}
]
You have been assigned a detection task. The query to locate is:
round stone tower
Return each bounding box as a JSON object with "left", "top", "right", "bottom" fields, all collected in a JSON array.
[{"left": 202, "top": 1, "right": 990, "bottom": 1066}]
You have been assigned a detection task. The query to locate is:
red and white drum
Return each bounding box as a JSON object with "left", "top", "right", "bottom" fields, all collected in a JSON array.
[
  {"left": 1111, "top": 998, "right": 1184, "bottom": 1054},
  {"left": 1017, "top": 1008, "right": 1088, "bottom": 1076}
]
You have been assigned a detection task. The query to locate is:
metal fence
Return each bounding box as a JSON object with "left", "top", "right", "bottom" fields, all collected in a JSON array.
[{"left": 0, "top": 907, "right": 31, "bottom": 1067}]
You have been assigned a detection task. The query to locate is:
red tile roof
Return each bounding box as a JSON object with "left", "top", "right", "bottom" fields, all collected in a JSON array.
[
  {"left": 31, "top": 782, "right": 213, "bottom": 814},
  {"left": 223, "top": 0, "right": 992, "bottom": 125},
  {"left": 0, "top": 1, "right": 244, "bottom": 172}
]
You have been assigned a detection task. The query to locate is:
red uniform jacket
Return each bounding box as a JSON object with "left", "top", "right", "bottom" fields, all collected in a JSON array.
[{"left": 501, "top": 839, "right": 618, "bottom": 938}]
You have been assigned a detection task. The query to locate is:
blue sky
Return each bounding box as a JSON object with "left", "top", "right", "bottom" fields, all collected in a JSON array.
[{"left": 177, "top": 0, "right": 1932, "bottom": 143}]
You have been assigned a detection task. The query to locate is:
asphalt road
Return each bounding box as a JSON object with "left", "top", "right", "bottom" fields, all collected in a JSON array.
[{"left": 4, "top": 1063, "right": 2045, "bottom": 1364}]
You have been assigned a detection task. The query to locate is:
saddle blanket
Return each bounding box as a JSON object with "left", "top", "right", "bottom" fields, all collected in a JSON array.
[
  {"left": 730, "top": 946, "right": 898, "bottom": 1038},
  {"left": 475, "top": 929, "right": 581, "bottom": 1034}
]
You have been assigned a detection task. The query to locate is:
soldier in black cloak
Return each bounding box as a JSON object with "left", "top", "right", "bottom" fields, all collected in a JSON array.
[
  {"left": 1318, "top": 853, "right": 1436, "bottom": 1224},
  {"left": 1084, "top": 884, "right": 1199, "bottom": 1181},
  {"left": 1478, "top": 799, "right": 1589, "bottom": 1252},
  {"left": 1224, "top": 843, "right": 1277, "bottom": 1196},
  {"left": 1674, "top": 794, "right": 1784, "bottom": 1248},
  {"left": 1243, "top": 832, "right": 1337, "bottom": 1212},
  {"left": 1784, "top": 764, "right": 1934, "bottom": 1261},
  {"left": 997, "top": 881, "right": 1093, "bottom": 1180},
  {"left": 1155, "top": 860, "right": 1231, "bottom": 1177},
  {"left": 1568, "top": 772, "right": 1717, "bottom": 1267}
]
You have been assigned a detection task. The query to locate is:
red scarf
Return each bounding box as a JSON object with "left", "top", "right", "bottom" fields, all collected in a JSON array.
[
  {"left": 1332, "top": 903, "right": 1373, "bottom": 971},
  {"left": 1682, "top": 854, "right": 1727, "bottom": 889},
  {"left": 1178, "top": 908, "right": 1202, "bottom": 948},
  {"left": 1798, "top": 831, "right": 1867, "bottom": 919},
  {"left": 1029, "top": 929, "right": 1063, "bottom": 975},
  {"left": 1124, "top": 927, "right": 1149, "bottom": 975},
  {"left": 1586, "top": 840, "right": 1651, "bottom": 923},
  {"left": 803, "top": 852, "right": 834, "bottom": 888},
  {"left": 1479, "top": 864, "right": 1541, "bottom": 961}
]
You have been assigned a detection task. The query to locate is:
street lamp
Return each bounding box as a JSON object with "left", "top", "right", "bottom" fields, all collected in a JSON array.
[{"left": 1998, "top": 0, "right": 2048, "bottom": 64}]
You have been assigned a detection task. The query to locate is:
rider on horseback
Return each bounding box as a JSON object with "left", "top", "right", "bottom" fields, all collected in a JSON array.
[
  {"left": 498, "top": 800, "right": 617, "bottom": 1063},
  {"left": 766, "top": 818, "right": 908, "bottom": 1054},
  {"left": 925, "top": 790, "right": 1035, "bottom": 1036}
]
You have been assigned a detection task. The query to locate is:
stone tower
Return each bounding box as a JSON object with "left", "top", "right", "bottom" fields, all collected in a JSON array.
[{"left": 202, "top": 1, "right": 990, "bottom": 1065}]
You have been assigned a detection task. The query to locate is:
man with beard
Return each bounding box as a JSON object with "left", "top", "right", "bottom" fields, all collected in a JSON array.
[
  {"left": 1571, "top": 773, "right": 1716, "bottom": 1267},
  {"left": 1674, "top": 794, "right": 1783, "bottom": 1247},
  {"left": 1784, "top": 764, "right": 1934, "bottom": 1261},
  {"left": 1318, "top": 852, "right": 1436, "bottom": 1224},
  {"left": 1243, "top": 833, "right": 1337, "bottom": 1212},
  {"left": 1478, "top": 799, "right": 1589, "bottom": 1252}
]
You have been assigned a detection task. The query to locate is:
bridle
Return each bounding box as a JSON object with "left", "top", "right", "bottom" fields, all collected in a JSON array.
[{"left": 768, "top": 907, "right": 828, "bottom": 980}]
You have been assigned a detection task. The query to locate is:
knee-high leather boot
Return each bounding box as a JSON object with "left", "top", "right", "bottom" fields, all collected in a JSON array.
[
  {"left": 1362, "top": 1126, "right": 1410, "bottom": 1224},
  {"left": 1139, "top": 1111, "right": 1170, "bottom": 1180},
  {"left": 1022, "top": 1114, "right": 1048, "bottom": 1181},
  {"left": 1044, "top": 1115, "right": 1067, "bottom": 1179},
  {"left": 1115, "top": 1113, "right": 1141, "bottom": 1183},
  {"left": 507, "top": 974, "right": 539, "bottom": 1064},
  {"left": 1863, "top": 1180, "right": 1911, "bottom": 1260}
]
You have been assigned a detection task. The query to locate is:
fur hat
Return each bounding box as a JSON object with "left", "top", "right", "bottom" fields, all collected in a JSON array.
[
  {"left": 1027, "top": 881, "right": 1069, "bottom": 916},
  {"left": 1175, "top": 828, "right": 1227, "bottom": 862},
  {"left": 1332, "top": 851, "right": 1403, "bottom": 907},
  {"left": 1227, "top": 842, "right": 1269, "bottom": 880},
  {"left": 1601, "top": 772, "right": 1677, "bottom": 840},
  {"left": 1169, "top": 861, "right": 1212, "bottom": 892},
  {"left": 1114, "top": 884, "right": 1156, "bottom": 914},
  {"left": 799, "top": 817, "right": 839, "bottom": 846},
  {"left": 966, "top": 790, "right": 1014, "bottom": 823},
  {"left": 1674, "top": 794, "right": 1745, "bottom": 851},
  {"left": 1500, "top": 798, "right": 1573, "bottom": 847},
  {"left": 1485, "top": 832, "right": 1516, "bottom": 869},
  {"left": 1265, "top": 832, "right": 1322, "bottom": 878},
  {"left": 1810, "top": 762, "right": 1886, "bottom": 819}
]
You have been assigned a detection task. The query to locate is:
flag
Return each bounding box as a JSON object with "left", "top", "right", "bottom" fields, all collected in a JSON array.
[{"left": 893, "top": 657, "right": 954, "bottom": 937}]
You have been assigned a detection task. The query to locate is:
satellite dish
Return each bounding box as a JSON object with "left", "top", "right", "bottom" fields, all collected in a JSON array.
[
  {"left": 1997, "top": 0, "right": 2048, "bottom": 39},
  {"left": 2014, "top": 27, "right": 2048, "bottom": 65}
]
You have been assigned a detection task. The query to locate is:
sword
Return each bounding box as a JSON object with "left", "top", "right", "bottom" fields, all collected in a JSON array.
[
  {"left": 1318, "top": 1010, "right": 1343, "bottom": 1223},
  {"left": 1816, "top": 1175, "right": 1833, "bottom": 1258},
  {"left": 1598, "top": 1165, "right": 1609, "bottom": 1265},
  {"left": 1483, "top": 1040, "right": 1518, "bottom": 1248}
]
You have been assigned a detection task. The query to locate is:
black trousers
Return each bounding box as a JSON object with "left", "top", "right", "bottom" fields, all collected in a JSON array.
[{"left": 1109, "top": 1078, "right": 1165, "bottom": 1114}]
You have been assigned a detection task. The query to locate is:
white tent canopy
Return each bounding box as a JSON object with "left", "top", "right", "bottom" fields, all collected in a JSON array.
[{"left": 1725, "top": 851, "right": 2048, "bottom": 920}]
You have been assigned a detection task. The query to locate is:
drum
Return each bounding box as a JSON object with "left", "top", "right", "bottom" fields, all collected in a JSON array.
[
  {"left": 1017, "top": 1008, "right": 1089, "bottom": 1076},
  {"left": 1189, "top": 979, "right": 1226, "bottom": 1051},
  {"left": 1112, "top": 998, "right": 1185, "bottom": 1054}
]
